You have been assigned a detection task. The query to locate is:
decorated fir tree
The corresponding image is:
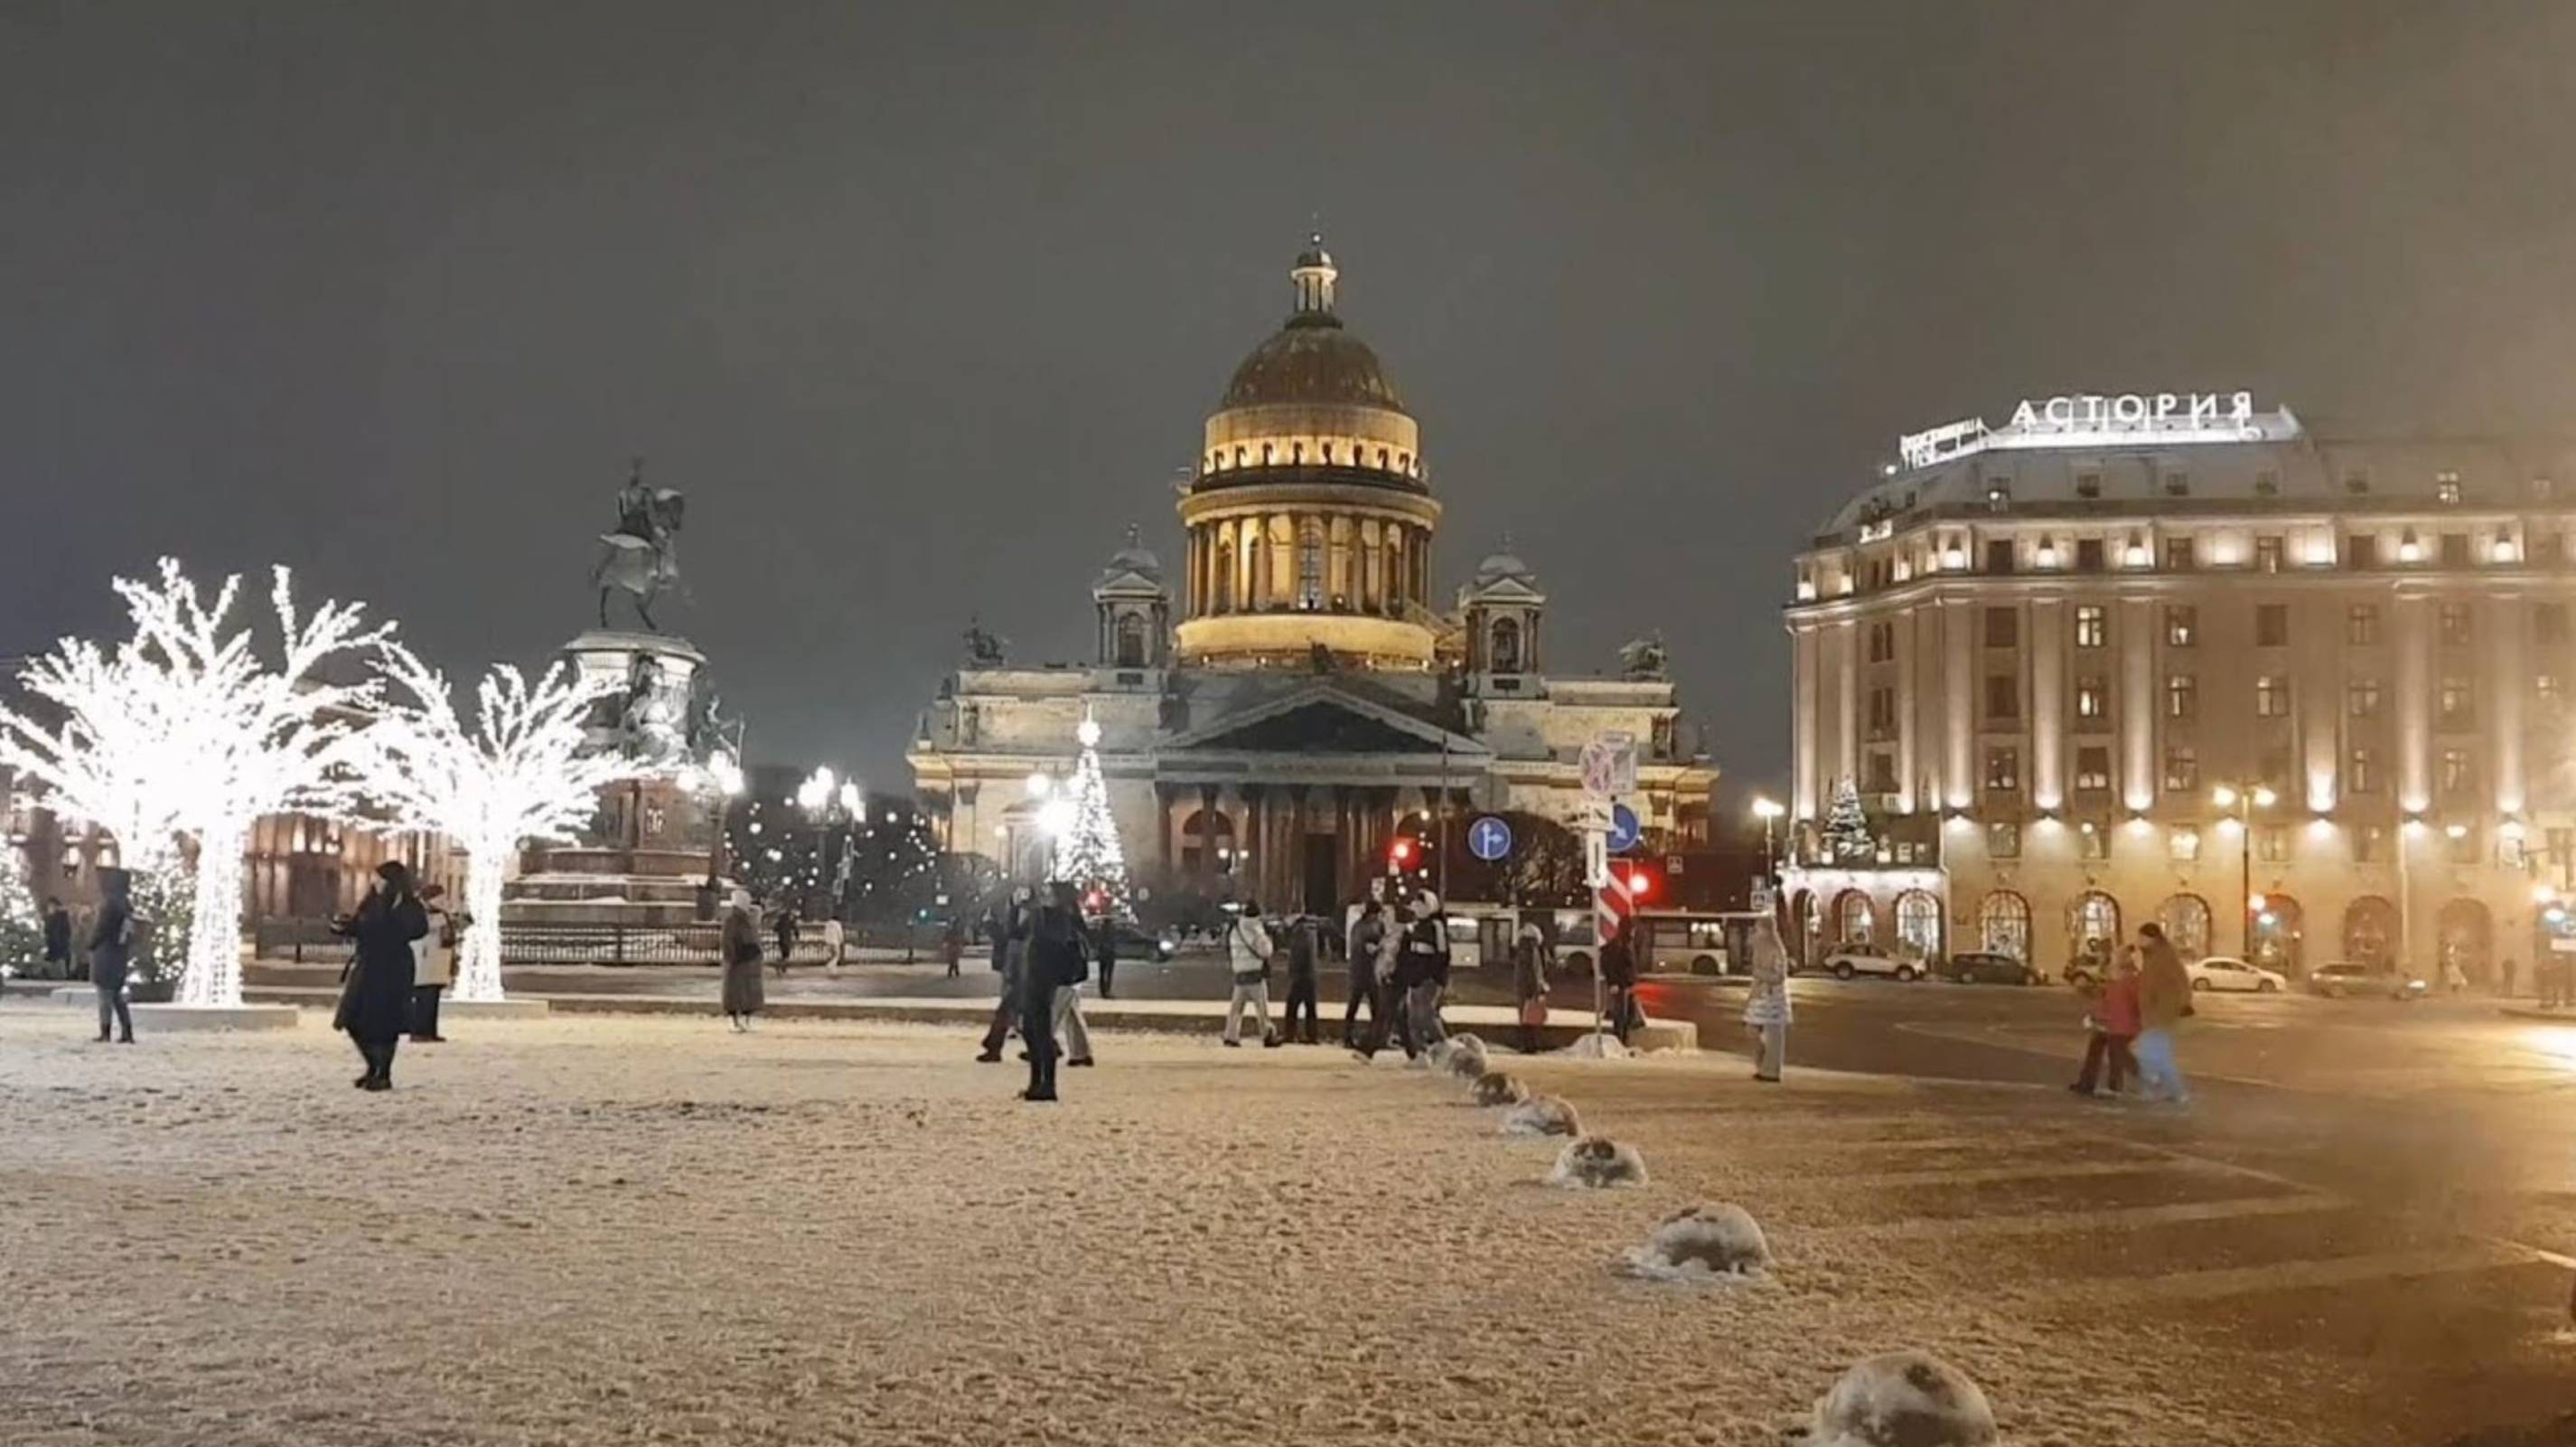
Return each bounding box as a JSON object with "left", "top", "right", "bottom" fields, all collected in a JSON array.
[
  {"left": 1050, "top": 715, "right": 1134, "bottom": 919},
  {"left": 0, "top": 835, "right": 42, "bottom": 972},
  {"left": 1822, "top": 778, "right": 1876, "bottom": 863}
]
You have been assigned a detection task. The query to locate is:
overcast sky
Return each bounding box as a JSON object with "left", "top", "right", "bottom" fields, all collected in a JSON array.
[{"left": 5, "top": 1, "right": 2573, "bottom": 798}]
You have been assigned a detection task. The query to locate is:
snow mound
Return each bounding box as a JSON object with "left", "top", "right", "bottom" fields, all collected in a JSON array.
[
  {"left": 1622, "top": 1202, "right": 1769, "bottom": 1282},
  {"left": 1548, "top": 1133, "right": 1649, "bottom": 1189},
  {"left": 1801, "top": 1350, "right": 1997, "bottom": 1447},
  {"left": 1500, "top": 1095, "right": 1582, "bottom": 1138},
  {"left": 1434, "top": 1033, "right": 1491, "bottom": 1080},
  {"left": 1470, "top": 1070, "right": 1529, "bottom": 1107},
  {"left": 1557, "top": 1031, "right": 1633, "bottom": 1059}
]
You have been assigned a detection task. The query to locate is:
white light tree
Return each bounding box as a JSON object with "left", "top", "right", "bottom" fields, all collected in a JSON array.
[
  {"left": 359, "top": 647, "right": 637, "bottom": 1001},
  {"left": 1049, "top": 714, "right": 1133, "bottom": 919},
  {"left": 0, "top": 826, "right": 42, "bottom": 972}
]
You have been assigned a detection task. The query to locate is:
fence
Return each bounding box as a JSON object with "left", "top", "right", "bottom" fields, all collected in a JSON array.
[{"left": 251, "top": 916, "right": 950, "bottom": 967}]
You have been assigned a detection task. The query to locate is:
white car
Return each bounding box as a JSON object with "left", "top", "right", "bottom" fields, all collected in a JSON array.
[
  {"left": 1819, "top": 948, "right": 1924, "bottom": 982},
  {"left": 2187, "top": 955, "right": 2288, "bottom": 993}
]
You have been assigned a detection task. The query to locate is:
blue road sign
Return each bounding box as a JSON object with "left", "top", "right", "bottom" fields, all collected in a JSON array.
[
  {"left": 1607, "top": 803, "right": 1643, "bottom": 853},
  {"left": 1466, "top": 814, "right": 1514, "bottom": 862}
]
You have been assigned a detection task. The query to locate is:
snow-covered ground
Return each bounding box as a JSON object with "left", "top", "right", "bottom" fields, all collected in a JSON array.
[{"left": 0, "top": 1009, "right": 2481, "bottom": 1444}]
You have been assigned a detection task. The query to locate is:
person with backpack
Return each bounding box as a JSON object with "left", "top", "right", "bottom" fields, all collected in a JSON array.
[
  {"left": 720, "top": 887, "right": 765, "bottom": 1031},
  {"left": 408, "top": 882, "right": 458, "bottom": 1044},
  {"left": 1021, "top": 880, "right": 1091, "bottom": 1101},
  {"left": 1280, "top": 912, "right": 1323, "bottom": 1044},
  {"left": 1223, "top": 901, "right": 1281, "bottom": 1048},
  {"left": 87, "top": 868, "right": 136, "bottom": 1045}
]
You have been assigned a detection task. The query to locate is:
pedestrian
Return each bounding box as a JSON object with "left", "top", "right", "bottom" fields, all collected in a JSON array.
[
  {"left": 773, "top": 905, "right": 800, "bottom": 976},
  {"left": 941, "top": 915, "right": 965, "bottom": 980},
  {"left": 2131, "top": 922, "right": 2193, "bottom": 1104},
  {"left": 1223, "top": 901, "right": 1281, "bottom": 1048},
  {"left": 87, "top": 868, "right": 136, "bottom": 1045},
  {"left": 1354, "top": 897, "right": 1424, "bottom": 1059},
  {"left": 720, "top": 887, "right": 765, "bottom": 1031},
  {"left": 1281, "top": 912, "right": 1322, "bottom": 1044},
  {"left": 2071, "top": 948, "right": 2141, "bottom": 1097},
  {"left": 976, "top": 888, "right": 1034, "bottom": 1062},
  {"left": 1344, "top": 900, "right": 1388, "bottom": 1049},
  {"left": 1092, "top": 912, "right": 1119, "bottom": 1000},
  {"left": 820, "top": 914, "right": 846, "bottom": 976},
  {"left": 408, "top": 883, "right": 456, "bottom": 1044},
  {"left": 2442, "top": 957, "right": 2468, "bottom": 997},
  {"left": 2500, "top": 956, "right": 2519, "bottom": 1000},
  {"left": 1021, "top": 881, "right": 1091, "bottom": 1101},
  {"left": 334, "top": 861, "right": 428, "bottom": 1091},
  {"left": 41, "top": 895, "right": 72, "bottom": 980},
  {"left": 1599, "top": 926, "right": 1638, "bottom": 1046},
  {"left": 1744, "top": 912, "right": 1793, "bottom": 1081},
  {"left": 1400, "top": 892, "right": 1452, "bottom": 1051},
  {"left": 1512, "top": 917, "right": 1553, "bottom": 1055}
]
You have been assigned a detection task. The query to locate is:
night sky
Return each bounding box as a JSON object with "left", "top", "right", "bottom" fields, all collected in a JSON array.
[{"left": 6, "top": 2, "right": 2573, "bottom": 802}]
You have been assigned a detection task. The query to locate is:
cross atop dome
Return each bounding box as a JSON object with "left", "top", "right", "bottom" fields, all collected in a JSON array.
[{"left": 1290, "top": 231, "right": 1337, "bottom": 319}]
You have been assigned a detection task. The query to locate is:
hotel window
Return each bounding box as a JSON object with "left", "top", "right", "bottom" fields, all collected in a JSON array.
[
  {"left": 2254, "top": 536, "right": 2284, "bottom": 574},
  {"left": 2163, "top": 472, "right": 2190, "bottom": 498},
  {"left": 1984, "top": 746, "right": 2020, "bottom": 793},
  {"left": 2355, "top": 824, "right": 2385, "bottom": 864},
  {"left": 2163, "top": 536, "right": 2196, "bottom": 570},
  {"left": 2347, "top": 747, "right": 2378, "bottom": 794},
  {"left": 2441, "top": 533, "right": 2470, "bottom": 567},
  {"left": 2440, "top": 747, "right": 2475, "bottom": 796},
  {"left": 2347, "top": 677, "right": 2383, "bottom": 719},
  {"left": 2436, "top": 471, "right": 2461, "bottom": 504},
  {"left": 2075, "top": 605, "right": 2106, "bottom": 648},
  {"left": 2254, "top": 675, "right": 2290, "bottom": 718},
  {"left": 1984, "top": 607, "right": 2019, "bottom": 647},
  {"left": 2078, "top": 822, "right": 2112, "bottom": 860},
  {"left": 2257, "top": 825, "right": 2290, "bottom": 863},
  {"left": 1985, "top": 674, "right": 2019, "bottom": 722},
  {"left": 2074, "top": 675, "right": 2108, "bottom": 725},
  {"left": 1865, "top": 752, "right": 1899, "bottom": 794},
  {"left": 2439, "top": 676, "right": 2475, "bottom": 728},
  {"left": 2165, "top": 605, "right": 2197, "bottom": 647},
  {"left": 1986, "top": 821, "right": 2020, "bottom": 859},
  {"left": 2255, "top": 604, "right": 2289, "bottom": 646},
  {"left": 2163, "top": 745, "right": 2199, "bottom": 793},
  {"left": 1867, "top": 621, "right": 1894, "bottom": 662},
  {"left": 2440, "top": 602, "right": 2474, "bottom": 646},
  {"left": 2169, "top": 824, "right": 2201, "bottom": 862},
  {"left": 2074, "top": 746, "right": 2112, "bottom": 794},
  {"left": 2347, "top": 604, "right": 2380, "bottom": 645},
  {"left": 2537, "top": 603, "right": 2568, "bottom": 644},
  {"left": 1986, "top": 539, "right": 2016, "bottom": 574},
  {"left": 1867, "top": 686, "right": 1897, "bottom": 738},
  {"left": 2348, "top": 534, "right": 2378, "bottom": 568},
  {"left": 2166, "top": 673, "right": 2197, "bottom": 719},
  {"left": 1986, "top": 481, "right": 2010, "bottom": 512},
  {"left": 2075, "top": 538, "right": 2105, "bottom": 573}
]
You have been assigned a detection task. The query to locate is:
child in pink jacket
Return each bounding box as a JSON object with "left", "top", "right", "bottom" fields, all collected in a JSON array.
[{"left": 2071, "top": 950, "right": 2141, "bottom": 1096}]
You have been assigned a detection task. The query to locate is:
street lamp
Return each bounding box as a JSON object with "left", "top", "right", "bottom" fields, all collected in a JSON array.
[
  {"left": 796, "top": 766, "right": 861, "bottom": 918},
  {"left": 1750, "top": 796, "right": 1784, "bottom": 887},
  {"left": 2213, "top": 783, "right": 2277, "bottom": 957}
]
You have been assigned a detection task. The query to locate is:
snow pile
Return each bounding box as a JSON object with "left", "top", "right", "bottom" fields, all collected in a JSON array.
[
  {"left": 1470, "top": 1070, "right": 1529, "bottom": 1107},
  {"left": 1500, "top": 1094, "right": 1582, "bottom": 1137},
  {"left": 1621, "top": 1202, "right": 1769, "bottom": 1283},
  {"left": 1548, "top": 1133, "right": 1648, "bottom": 1189},
  {"left": 1435, "top": 1032, "right": 1491, "bottom": 1080},
  {"left": 1557, "top": 1030, "right": 1632, "bottom": 1059},
  {"left": 1801, "top": 1350, "right": 1998, "bottom": 1447}
]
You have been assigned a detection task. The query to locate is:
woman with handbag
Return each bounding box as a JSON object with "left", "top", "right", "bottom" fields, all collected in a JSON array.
[
  {"left": 336, "top": 861, "right": 429, "bottom": 1091},
  {"left": 720, "top": 888, "right": 765, "bottom": 1031}
]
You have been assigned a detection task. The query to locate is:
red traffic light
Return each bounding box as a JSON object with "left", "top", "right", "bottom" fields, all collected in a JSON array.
[
  {"left": 1389, "top": 838, "right": 1416, "bottom": 866},
  {"left": 1623, "top": 867, "right": 1654, "bottom": 900}
]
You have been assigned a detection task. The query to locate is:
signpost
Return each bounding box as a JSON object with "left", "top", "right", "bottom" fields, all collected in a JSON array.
[
  {"left": 1606, "top": 802, "right": 1641, "bottom": 854},
  {"left": 1578, "top": 731, "right": 1640, "bottom": 1053}
]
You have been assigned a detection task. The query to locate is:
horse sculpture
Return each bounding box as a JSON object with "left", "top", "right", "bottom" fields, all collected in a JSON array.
[{"left": 594, "top": 478, "right": 686, "bottom": 631}]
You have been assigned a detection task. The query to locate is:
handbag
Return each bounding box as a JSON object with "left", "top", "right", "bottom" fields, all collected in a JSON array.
[{"left": 1518, "top": 998, "right": 1550, "bottom": 1027}]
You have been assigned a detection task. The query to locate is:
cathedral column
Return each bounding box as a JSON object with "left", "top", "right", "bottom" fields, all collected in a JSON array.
[
  {"left": 1155, "top": 783, "right": 1175, "bottom": 872},
  {"left": 1196, "top": 785, "right": 1220, "bottom": 876},
  {"left": 1241, "top": 785, "right": 1268, "bottom": 902},
  {"left": 1288, "top": 785, "right": 1310, "bottom": 911}
]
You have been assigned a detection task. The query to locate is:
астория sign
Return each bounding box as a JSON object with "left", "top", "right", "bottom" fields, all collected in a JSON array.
[{"left": 1897, "top": 390, "right": 2285, "bottom": 469}]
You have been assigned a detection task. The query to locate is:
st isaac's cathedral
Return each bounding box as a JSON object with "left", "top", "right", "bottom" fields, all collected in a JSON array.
[{"left": 908, "top": 240, "right": 1718, "bottom": 915}]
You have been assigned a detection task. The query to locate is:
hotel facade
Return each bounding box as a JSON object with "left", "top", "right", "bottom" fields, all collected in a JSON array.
[{"left": 1782, "top": 393, "right": 2576, "bottom": 983}]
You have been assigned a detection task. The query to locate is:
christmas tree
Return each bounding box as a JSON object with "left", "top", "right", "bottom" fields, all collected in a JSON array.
[
  {"left": 1050, "top": 715, "right": 1134, "bottom": 919},
  {"left": 0, "top": 835, "right": 42, "bottom": 973},
  {"left": 1822, "top": 778, "right": 1875, "bottom": 863}
]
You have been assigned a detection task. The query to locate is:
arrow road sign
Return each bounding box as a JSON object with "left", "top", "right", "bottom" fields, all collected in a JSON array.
[
  {"left": 1466, "top": 815, "right": 1513, "bottom": 862},
  {"left": 1607, "top": 802, "right": 1642, "bottom": 854}
]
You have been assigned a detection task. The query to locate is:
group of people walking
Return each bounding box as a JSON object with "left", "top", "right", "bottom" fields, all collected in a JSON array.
[
  {"left": 2069, "top": 920, "right": 2193, "bottom": 1104},
  {"left": 971, "top": 882, "right": 1101, "bottom": 1101}
]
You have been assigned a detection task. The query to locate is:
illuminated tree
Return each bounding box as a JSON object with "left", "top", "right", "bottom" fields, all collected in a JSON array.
[
  {"left": 1821, "top": 778, "right": 1876, "bottom": 864},
  {"left": 0, "top": 834, "right": 41, "bottom": 972},
  {"left": 1049, "top": 715, "right": 1133, "bottom": 918},
  {"left": 359, "top": 648, "right": 637, "bottom": 1001}
]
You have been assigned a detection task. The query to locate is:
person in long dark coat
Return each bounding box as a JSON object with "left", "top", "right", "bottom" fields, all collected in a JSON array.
[
  {"left": 88, "top": 869, "right": 135, "bottom": 1044},
  {"left": 335, "top": 861, "right": 427, "bottom": 1091},
  {"left": 720, "top": 888, "right": 765, "bottom": 1030},
  {"left": 42, "top": 896, "right": 73, "bottom": 980},
  {"left": 1020, "top": 881, "right": 1090, "bottom": 1103}
]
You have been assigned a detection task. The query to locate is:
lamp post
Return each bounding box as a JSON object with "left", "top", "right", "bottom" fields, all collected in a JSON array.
[
  {"left": 2213, "top": 783, "right": 2276, "bottom": 958},
  {"left": 700, "top": 750, "right": 745, "bottom": 895},
  {"left": 796, "top": 766, "right": 861, "bottom": 919},
  {"left": 1750, "top": 796, "right": 1784, "bottom": 889}
]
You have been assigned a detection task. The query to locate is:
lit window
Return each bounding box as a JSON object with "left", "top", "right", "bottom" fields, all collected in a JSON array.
[
  {"left": 2169, "top": 825, "right": 2201, "bottom": 862},
  {"left": 2254, "top": 536, "right": 2283, "bottom": 573},
  {"left": 2074, "top": 605, "right": 2106, "bottom": 648},
  {"left": 2255, "top": 675, "right": 2290, "bottom": 718},
  {"left": 2436, "top": 471, "right": 2461, "bottom": 505},
  {"left": 2355, "top": 824, "right": 2384, "bottom": 863},
  {"left": 2347, "top": 605, "right": 2380, "bottom": 646},
  {"left": 2440, "top": 747, "right": 2475, "bottom": 796},
  {"left": 2347, "top": 747, "right": 2377, "bottom": 794},
  {"left": 2165, "top": 606, "right": 2197, "bottom": 647},
  {"left": 2440, "top": 602, "right": 2474, "bottom": 646},
  {"left": 2075, "top": 676, "right": 2108, "bottom": 723},
  {"left": 1984, "top": 746, "right": 2020, "bottom": 793},
  {"left": 2166, "top": 673, "right": 2197, "bottom": 719},
  {"left": 2439, "top": 677, "right": 2475, "bottom": 729},
  {"left": 2078, "top": 822, "right": 2112, "bottom": 860},
  {"left": 2347, "top": 677, "right": 2383, "bottom": 719},
  {"left": 2163, "top": 746, "right": 2198, "bottom": 793},
  {"left": 2257, "top": 825, "right": 2290, "bottom": 863},
  {"left": 1986, "top": 821, "right": 2020, "bottom": 858},
  {"left": 2074, "top": 747, "right": 2112, "bottom": 793}
]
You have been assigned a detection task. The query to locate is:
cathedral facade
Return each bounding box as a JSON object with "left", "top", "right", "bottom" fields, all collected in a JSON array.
[{"left": 907, "top": 240, "right": 1717, "bottom": 916}]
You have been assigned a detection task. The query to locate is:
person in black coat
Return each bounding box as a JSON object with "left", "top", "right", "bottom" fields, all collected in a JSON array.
[
  {"left": 42, "top": 896, "right": 73, "bottom": 979},
  {"left": 335, "top": 861, "right": 428, "bottom": 1091},
  {"left": 1091, "top": 914, "right": 1119, "bottom": 1000},
  {"left": 1020, "top": 881, "right": 1090, "bottom": 1103},
  {"left": 88, "top": 871, "right": 136, "bottom": 1044}
]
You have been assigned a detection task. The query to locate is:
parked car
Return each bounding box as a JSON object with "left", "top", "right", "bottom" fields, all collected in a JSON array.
[
  {"left": 2307, "top": 961, "right": 2427, "bottom": 1001},
  {"left": 2187, "top": 955, "right": 2288, "bottom": 993},
  {"left": 1105, "top": 923, "right": 1179, "bottom": 962},
  {"left": 1942, "top": 951, "right": 2041, "bottom": 985},
  {"left": 1819, "top": 948, "right": 1924, "bottom": 982}
]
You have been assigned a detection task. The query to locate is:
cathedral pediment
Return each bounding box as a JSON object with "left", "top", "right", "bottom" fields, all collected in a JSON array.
[{"left": 1164, "top": 684, "right": 1485, "bottom": 757}]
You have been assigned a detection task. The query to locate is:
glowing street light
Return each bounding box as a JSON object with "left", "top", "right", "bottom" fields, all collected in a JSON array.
[
  {"left": 2213, "top": 781, "right": 2275, "bottom": 957},
  {"left": 1750, "top": 795, "right": 1784, "bottom": 884}
]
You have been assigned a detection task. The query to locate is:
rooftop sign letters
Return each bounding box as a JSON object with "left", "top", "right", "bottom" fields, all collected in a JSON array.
[{"left": 1897, "top": 390, "right": 2290, "bottom": 470}]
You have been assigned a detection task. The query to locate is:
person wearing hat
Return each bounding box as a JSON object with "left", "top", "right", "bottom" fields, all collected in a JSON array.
[{"left": 719, "top": 887, "right": 765, "bottom": 1030}]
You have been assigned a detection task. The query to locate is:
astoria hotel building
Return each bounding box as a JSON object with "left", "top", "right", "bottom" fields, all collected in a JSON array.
[{"left": 1783, "top": 393, "right": 2576, "bottom": 983}]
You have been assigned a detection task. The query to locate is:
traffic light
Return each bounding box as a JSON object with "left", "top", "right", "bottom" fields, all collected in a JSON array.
[
  {"left": 1623, "top": 865, "right": 1654, "bottom": 902},
  {"left": 1388, "top": 837, "right": 1416, "bottom": 869}
]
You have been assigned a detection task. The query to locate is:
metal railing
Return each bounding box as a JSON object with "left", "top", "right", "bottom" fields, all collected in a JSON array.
[{"left": 251, "top": 916, "right": 951, "bottom": 967}]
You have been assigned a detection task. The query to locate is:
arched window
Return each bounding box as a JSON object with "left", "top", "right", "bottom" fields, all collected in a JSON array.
[
  {"left": 1791, "top": 889, "right": 1822, "bottom": 964},
  {"left": 1979, "top": 890, "right": 2032, "bottom": 962},
  {"left": 1114, "top": 614, "right": 1147, "bottom": 668},
  {"left": 2341, "top": 896, "right": 2396, "bottom": 967},
  {"left": 1894, "top": 889, "right": 1943, "bottom": 960},
  {"left": 1489, "top": 616, "right": 1522, "bottom": 672},
  {"left": 1181, "top": 809, "right": 1235, "bottom": 875},
  {"left": 1297, "top": 521, "right": 1325, "bottom": 609},
  {"left": 1833, "top": 889, "right": 1876, "bottom": 945},
  {"left": 2159, "top": 894, "right": 2213, "bottom": 960},
  {"left": 2251, "top": 893, "right": 2304, "bottom": 972},
  {"left": 2068, "top": 891, "right": 2121, "bottom": 973}
]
